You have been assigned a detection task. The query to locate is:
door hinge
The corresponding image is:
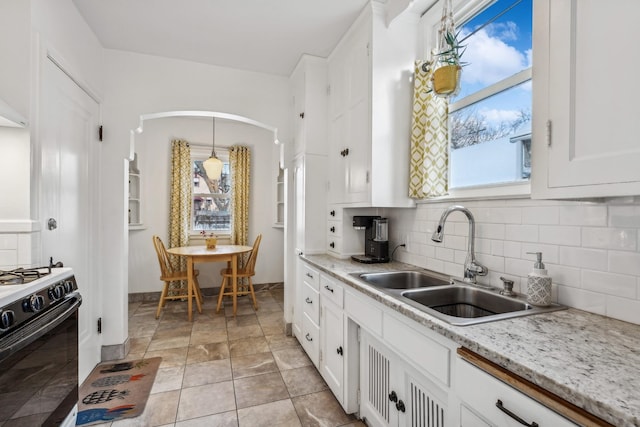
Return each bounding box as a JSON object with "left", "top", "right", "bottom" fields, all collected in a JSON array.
[
  {"left": 366, "top": 170, "right": 370, "bottom": 184},
  {"left": 357, "top": 326, "right": 361, "bottom": 343},
  {"left": 366, "top": 42, "right": 370, "bottom": 57},
  {"left": 97, "top": 317, "right": 102, "bottom": 334},
  {"left": 98, "top": 125, "right": 103, "bottom": 142},
  {"left": 319, "top": 349, "right": 323, "bottom": 363},
  {"left": 357, "top": 388, "right": 361, "bottom": 405},
  {"left": 546, "top": 120, "right": 552, "bottom": 147}
]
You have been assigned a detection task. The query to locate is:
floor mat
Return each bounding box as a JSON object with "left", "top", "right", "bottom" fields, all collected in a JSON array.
[{"left": 76, "top": 357, "right": 162, "bottom": 426}]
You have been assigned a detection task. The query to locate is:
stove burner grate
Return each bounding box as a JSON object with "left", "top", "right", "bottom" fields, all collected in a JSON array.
[{"left": 0, "top": 266, "right": 52, "bottom": 285}]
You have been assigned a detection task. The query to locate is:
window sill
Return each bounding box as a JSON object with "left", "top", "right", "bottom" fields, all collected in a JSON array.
[{"left": 415, "top": 181, "right": 531, "bottom": 204}]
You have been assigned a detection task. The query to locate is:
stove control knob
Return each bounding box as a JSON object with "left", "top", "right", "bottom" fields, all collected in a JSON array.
[
  {"left": 63, "top": 280, "right": 74, "bottom": 293},
  {"left": 48, "top": 284, "right": 65, "bottom": 301},
  {"left": 23, "top": 295, "right": 46, "bottom": 313},
  {"left": 0, "top": 310, "right": 15, "bottom": 330}
]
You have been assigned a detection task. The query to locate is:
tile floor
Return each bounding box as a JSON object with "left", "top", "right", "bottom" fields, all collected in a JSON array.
[{"left": 89, "top": 285, "right": 365, "bottom": 427}]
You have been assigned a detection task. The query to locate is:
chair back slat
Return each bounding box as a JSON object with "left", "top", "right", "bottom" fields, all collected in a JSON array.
[
  {"left": 244, "top": 234, "right": 262, "bottom": 276},
  {"left": 152, "top": 235, "right": 175, "bottom": 278}
]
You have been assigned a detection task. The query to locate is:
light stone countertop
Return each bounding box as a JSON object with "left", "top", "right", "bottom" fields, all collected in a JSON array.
[{"left": 302, "top": 254, "right": 640, "bottom": 427}]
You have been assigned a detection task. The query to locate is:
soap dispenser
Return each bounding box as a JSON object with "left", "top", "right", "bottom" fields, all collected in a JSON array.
[{"left": 526, "top": 252, "right": 552, "bottom": 306}]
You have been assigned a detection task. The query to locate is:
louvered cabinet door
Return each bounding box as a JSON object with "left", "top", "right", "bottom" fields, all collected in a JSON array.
[
  {"left": 398, "top": 364, "right": 448, "bottom": 427},
  {"left": 360, "top": 332, "right": 395, "bottom": 427}
]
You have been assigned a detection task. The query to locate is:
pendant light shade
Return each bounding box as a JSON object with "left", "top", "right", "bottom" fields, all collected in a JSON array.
[{"left": 203, "top": 117, "right": 223, "bottom": 179}]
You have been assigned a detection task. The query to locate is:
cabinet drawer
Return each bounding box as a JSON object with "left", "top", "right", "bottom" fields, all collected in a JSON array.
[
  {"left": 301, "top": 281, "right": 320, "bottom": 324},
  {"left": 344, "top": 288, "right": 382, "bottom": 336},
  {"left": 327, "top": 220, "right": 342, "bottom": 237},
  {"left": 456, "top": 358, "right": 577, "bottom": 427},
  {"left": 327, "top": 236, "right": 342, "bottom": 254},
  {"left": 383, "top": 315, "right": 450, "bottom": 386},
  {"left": 301, "top": 313, "right": 320, "bottom": 367},
  {"left": 301, "top": 263, "right": 320, "bottom": 290},
  {"left": 320, "top": 274, "right": 343, "bottom": 308},
  {"left": 460, "top": 405, "right": 491, "bottom": 427}
]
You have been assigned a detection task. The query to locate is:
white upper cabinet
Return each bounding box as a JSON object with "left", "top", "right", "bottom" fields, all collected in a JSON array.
[
  {"left": 327, "top": 4, "right": 417, "bottom": 207},
  {"left": 532, "top": 0, "right": 640, "bottom": 198}
]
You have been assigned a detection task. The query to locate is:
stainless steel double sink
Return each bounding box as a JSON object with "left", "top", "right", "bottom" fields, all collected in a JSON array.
[{"left": 351, "top": 270, "right": 566, "bottom": 326}]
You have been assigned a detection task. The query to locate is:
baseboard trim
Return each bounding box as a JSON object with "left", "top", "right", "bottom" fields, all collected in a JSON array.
[{"left": 101, "top": 337, "right": 130, "bottom": 361}]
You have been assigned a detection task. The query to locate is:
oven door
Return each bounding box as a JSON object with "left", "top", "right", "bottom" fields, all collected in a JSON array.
[{"left": 0, "top": 292, "right": 82, "bottom": 426}]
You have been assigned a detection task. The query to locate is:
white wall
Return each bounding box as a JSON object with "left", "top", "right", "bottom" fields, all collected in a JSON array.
[
  {"left": 384, "top": 197, "right": 640, "bottom": 325},
  {"left": 101, "top": 49, "right": 290, "bottom": 322},
  {"left": 0, "top": 127, "right": 30, "bottom": 219},
  {"left": 128, "top": 117, "right": 284, "bottom": 294}
]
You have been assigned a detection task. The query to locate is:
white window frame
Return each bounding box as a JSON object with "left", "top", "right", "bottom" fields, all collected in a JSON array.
[
  {"left": 418, "top": 0, "right": 532, "bottom": 202},
  {"left": 190, "top": 145, "right": 232, "bottom": 238}
]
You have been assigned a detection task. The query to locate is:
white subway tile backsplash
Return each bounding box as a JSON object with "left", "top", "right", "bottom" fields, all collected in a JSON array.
[
  {"left": 490, "top": 240, "right": 504, "bottom": 256},
  {"left": 443, "top": 234, "right": 466, "bottom": 251},
  {"left": 582, "top": 227, "right": 637, "bottom": 251},
  {"left": 435, "top": 247, "right": 454, "bottom": 262},
  {"left": 505, "top": 224, "right": 538, "bottom": 242},
  {"left": 476, "top": 223, "right": 505, "bottom": 240},
  {"left": 504, "top": 257, "right": 533, "bottom": 278},
  {"left": 488, "top": 207, "right": 522, "bottom": 224},
  {"left": 479, "top": 254, "right": 505, "bottom": 274},
  {"left": 581, "top": 270, "right": 637, "bottom": 299},
  {"left": 0, "top": 250, "right": 17, "bottom": 268},
  {"left": 608, "top": 251, "right": 640, "bottom": 276},
  {"left": 559, "top": 205, "right": 608, "bottom": 226},
  {"left": 545, "top": 264, "right": 581, "bottom": 287},
  {"left": 539, "top": 225, "right": 581, "bottom": 246},
  {"left": 605, "top": 295, "right": 640, "bottom": 325},
  {"left": 608, "top": 205, "right": 640, "bottom": 228},
  {"left": 503, "top": 241, "right": 522, "bottom": 257},
  {"left": 557, "top": 285, "right": 606, "bottom": 315},
  {"left": 559, "top": 247, "right": 607, "bottom": 271},
  {"left": 521, "top": 243, "right": 559, "bottom": 264},
  {"left": 522, "top": 206, "right": 559, "bottom": 225}
]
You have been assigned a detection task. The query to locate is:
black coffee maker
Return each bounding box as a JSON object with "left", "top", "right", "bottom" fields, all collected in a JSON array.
[{"left": 351, "top": 216, "right": 390, "bottom": 263}]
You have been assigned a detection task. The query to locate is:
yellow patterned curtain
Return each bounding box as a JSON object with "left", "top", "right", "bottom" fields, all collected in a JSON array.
[
  {"left": 409, "top": 60, "right": 449, "bottom": 198},
  {"left": 168, "top": 139, "right": 192, "bottom": 289},
  {"left": 230, "top": 145, "right": 250, "bottom": 246}
]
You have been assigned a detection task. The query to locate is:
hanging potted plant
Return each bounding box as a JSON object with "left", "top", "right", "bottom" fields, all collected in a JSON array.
[
  {"left": 432, "top": 30, "right": 466, "bottom": 96},
  {"left": 430, "top": 0, "right": 466, "bottom": 97}
]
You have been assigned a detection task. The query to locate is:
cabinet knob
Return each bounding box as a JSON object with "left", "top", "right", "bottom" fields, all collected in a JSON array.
[
  {"left": 396, "top": 400, "right": 406, "bottom": 413},
  {"left": 330, "top": 210, "right": 336, "bottom": 217},
  {"left": 306, "top": 272, "right": 313, "bottom": 279},
  {"left": 388, "top": 391, "right": 398, "bottom": 402},
  {"left": 305, "top": 333, "right": 313, "bottom": 342},
  {"left": 329, "top": 242, "right": 335, "bottom": 248},
  {"left": 330, "top": 226, "right": 336, "bottom": 233},
  {"left": 299, "top": 112, "right": 305, "bottom": 119},
  {"left": 344, "top": 148, "right": 349, "bottom": 156},
  {"left": 337, "top": 346, "right": 343, "bottom": 355}
]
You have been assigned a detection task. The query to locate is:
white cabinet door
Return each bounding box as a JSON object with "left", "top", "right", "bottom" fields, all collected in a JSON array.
[
  {"left": 360, "top": 331, "right": 448, "bottom": 427},
  {"left": 320, "top": 298, "right": 344, "bottom": 403},
  {"left": 532, "top": 0, "right": 640, "bottom": 198}
]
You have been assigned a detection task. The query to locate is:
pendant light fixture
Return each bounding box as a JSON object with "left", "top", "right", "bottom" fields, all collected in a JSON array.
[{"left": 203, "top": 117, "right": 223, "bottom": 180}]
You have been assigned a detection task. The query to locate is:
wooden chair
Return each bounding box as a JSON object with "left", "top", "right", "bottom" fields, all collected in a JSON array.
[
  {"left": 152, "top": 235, "right": 203, "bottom": 319},
  {"left": 216, "top": 234, "right": 262, "bottom": 312}
]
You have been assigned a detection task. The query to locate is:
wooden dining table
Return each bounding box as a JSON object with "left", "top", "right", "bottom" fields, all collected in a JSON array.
[{"left": 167, "top": 244, "right": 253, "bottom": 320}]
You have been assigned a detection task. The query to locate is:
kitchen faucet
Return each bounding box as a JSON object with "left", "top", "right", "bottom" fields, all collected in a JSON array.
[{"left": 431, "top": 205, "right": 488, "bottom": 283}]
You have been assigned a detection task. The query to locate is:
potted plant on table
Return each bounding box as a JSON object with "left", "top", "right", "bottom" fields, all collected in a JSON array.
[{"left": 200, "top": 230, "right": 217, "bottom": 249}]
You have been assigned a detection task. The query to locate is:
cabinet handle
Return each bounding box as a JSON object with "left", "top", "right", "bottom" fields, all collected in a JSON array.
[
  {"left": 388, "top": 391, "right": 398, "bottom": 402},
  {"left": 299, "top": 112, "right": 305, "bottom": 119},
  {"left": 330, "top": 210, "right": 336, "bottom": 217},
  {"left": 495, "top": 400, "right": 539, "bottom": 427},
  {"left": 330, "top": 226, "right": 336, "bottom": 233},
  {"left": 396, "top": 400, "right": 406, "bottom": 413},
  {"left": 324, "top": 285, "right": 334, "bottom": 293},
  {"left": 336, "top": 346, "right": 343, "bottom": 355},
  {"left": 305, "top": 333, "right": 313, "bottom": 342},
  {"left": 305, "top": 297, "right": 313, "bottom": 304},
  {"left": 344, "top": 148, "right": 349, "bottom": 156},
  {"left": 306, "top": 272, "right": 313, "bottom": 279},
  {"left": 329, "top": 242, "right": 335, "bottom": 248}
]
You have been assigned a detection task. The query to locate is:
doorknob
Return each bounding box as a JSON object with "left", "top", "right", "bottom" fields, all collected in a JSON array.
[{"left": 47, "top": 218, "right": 57, "bottom": 230}]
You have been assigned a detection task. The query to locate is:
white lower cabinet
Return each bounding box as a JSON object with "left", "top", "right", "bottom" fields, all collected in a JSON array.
[
  {"left": 456, "top": 357, "right": 577, "bottom": 427},
  {"left": 360, "top": 331, "right": 449, "bottom": 427}
]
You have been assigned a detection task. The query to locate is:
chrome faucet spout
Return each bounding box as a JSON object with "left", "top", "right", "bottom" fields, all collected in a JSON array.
[{"left": 431, "top": 205, "right": 488, "bottom": 283}]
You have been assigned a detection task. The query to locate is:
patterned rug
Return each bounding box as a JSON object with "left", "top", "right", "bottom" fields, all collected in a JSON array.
[{"left": 76, "top": 357, "right": 162, "bottom": 426}]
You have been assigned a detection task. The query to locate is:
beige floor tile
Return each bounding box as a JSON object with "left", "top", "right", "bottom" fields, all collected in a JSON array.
[
  {"left": 272, "top": 346, "right": 313, "bottom": 371},
  {"left": 224, "top": 304, "right": 258, "bottom": 317},
  {"left": 128, "top": 337, "right": 151, "bottom": 354},
  {"left": 266, "top": 334, "right": 301, "bottom": 352},
  {"left": 183, "top": 359, "right": 232, "bottom": 388},
  {"left": 231, "top": 352, "right": 278, "bottom": 379},
  {"left": 155, "top": 322, "right": 193, "bottom": 336},
  {"left": 176, "top": 381, "right": 236, "bottom": 421},
  {"left": 229, "top": 336, "right": 270, "bottom": 357},
  {"left": 227, "top": 324, "right": 264, "bottom": 341},
  {"left": 186, "top": 342, "right": 230, "bottom": 364},
  {"left": 237, "top": 399, "right": 302, "bottom": 427},
  {"left": 292, "top": 390, "right": 354, "bottom": 427},
  {"left": 190, "top": 328, "right": 228, "bottom": 345},
  {"left": 144, "top": 347, "right": 188, "bottom": 368},
  {"left": 151, "top": 365, "right": 185, "bottom": 394},
  {"left": 226, "top": 314, "right": 259, "bottom": 328},
  {"left": 281, "top": 365, "right": 328, "bottom": 397},
  {"left": 147, "top": 335, "right": 192, "bottom": 352},
  {"left": 234, "top": 372, "right": 289, "bottom": 409},
  {"left": 175, "top": 411, "right": 238, "bottom": 427}
]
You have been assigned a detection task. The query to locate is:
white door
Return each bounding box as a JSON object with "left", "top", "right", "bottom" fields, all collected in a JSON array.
[{"left": 40, "top": 57, "right": 101, "bottom": 381}]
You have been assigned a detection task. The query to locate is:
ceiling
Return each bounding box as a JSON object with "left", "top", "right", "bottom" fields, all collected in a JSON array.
[{"left": 72, "top": 0, "right": 371, "bottom": 77}]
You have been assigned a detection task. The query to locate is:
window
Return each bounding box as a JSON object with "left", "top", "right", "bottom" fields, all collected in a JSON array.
[
  {"left": 191, "top": 148, "right": 232, "bottom": 235},
  {"left": 430, "top": 0, "right": 533, "bottom": 192}
]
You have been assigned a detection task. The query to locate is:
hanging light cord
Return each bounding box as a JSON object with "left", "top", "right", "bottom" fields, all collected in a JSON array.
[{"left": 211, "top": 117, "right": 217, "bottom": 158}]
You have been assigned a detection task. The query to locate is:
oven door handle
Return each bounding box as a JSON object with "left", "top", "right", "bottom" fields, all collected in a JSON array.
[{"left": 0, "top": 292, "right": 82, "bottom": 362}]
